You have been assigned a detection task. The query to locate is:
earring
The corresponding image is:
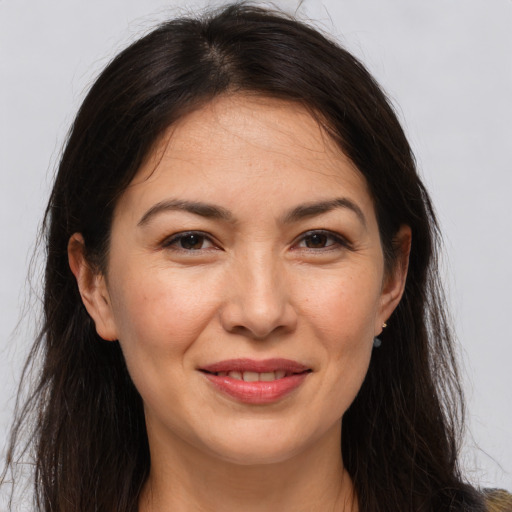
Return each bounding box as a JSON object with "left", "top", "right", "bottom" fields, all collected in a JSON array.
[{"left": 373, "top": 322, "right": 387, "bottom": 348}]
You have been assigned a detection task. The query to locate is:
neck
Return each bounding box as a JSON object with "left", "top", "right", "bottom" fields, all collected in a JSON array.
[{"left": 138, "top": 422, "right": 358, "bottom": 512}]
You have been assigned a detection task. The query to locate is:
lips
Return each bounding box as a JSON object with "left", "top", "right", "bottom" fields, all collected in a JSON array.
[{"left": 199, "top": 358, "right": 311, "bottom": 404}]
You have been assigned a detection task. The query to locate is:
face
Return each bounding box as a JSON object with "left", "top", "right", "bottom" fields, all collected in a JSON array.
[{"left": 70, "top": 95, "right": 408, "bottom": 466}]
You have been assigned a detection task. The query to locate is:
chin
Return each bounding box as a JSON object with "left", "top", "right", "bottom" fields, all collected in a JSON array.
[
  {"left": 197, "top": 420, "right": 328, "bottom": 467},
  {"left": 209, "top": 439, "right": 305, "bottom": 466}
]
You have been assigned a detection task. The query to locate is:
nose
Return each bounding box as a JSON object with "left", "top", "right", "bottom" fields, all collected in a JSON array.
[{"left": 219, "top": 253, "right": 297, "bottom": 340}]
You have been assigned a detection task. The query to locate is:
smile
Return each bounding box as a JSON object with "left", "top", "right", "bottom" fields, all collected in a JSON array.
[
  {"left": 199, "top": 358, "right": 312, "bottom": 404},
  {"left": 209, "top": 370, "right": 289, "bottom": 381}
]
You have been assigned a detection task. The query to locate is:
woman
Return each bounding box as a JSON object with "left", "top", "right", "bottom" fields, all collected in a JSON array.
[{"left": 2, "top": 3, "right": 510, "bottom": 511}]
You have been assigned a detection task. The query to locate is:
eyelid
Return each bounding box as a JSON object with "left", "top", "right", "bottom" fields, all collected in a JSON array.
[
  {"left": 292, "top": 229, "right": 352, "bottom": 250},
  {"left": 161, "top": 230, "right": 219, "bottom": 251},
  {"left": 159, "top": 229, "right": 350, "bottom": 252}
]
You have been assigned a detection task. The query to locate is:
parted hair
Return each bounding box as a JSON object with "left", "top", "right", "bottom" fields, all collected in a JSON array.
[{"left": 3, "top": 3, "right": 488, "bottom": 511}]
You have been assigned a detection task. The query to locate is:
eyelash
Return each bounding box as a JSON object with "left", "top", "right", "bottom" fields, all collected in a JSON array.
[
  {"left": 293, "top": 230, "right": 351, "bottom": 252},
  {"left": 161, "top": 229, "right": 351, "bottom": 253},
  {"left": 161, "top": 231, "right": 217, "bottom": 252}
]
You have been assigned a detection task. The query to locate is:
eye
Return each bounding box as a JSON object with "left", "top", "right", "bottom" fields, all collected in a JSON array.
[
  {"left": 295, "top": 230, "right": 349, "bottom": 250},
  {"left": 302, "top": 232, "right": 333, "bottom": 249},
  {"left": 163, "top": 231, "right": 216, "bottom": 251}
]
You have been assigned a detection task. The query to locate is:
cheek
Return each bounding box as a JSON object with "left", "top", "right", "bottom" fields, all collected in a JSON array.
[
  {"left": 106, "top": 267, "right": 224, "bottom": 424},
  {"left": 295, "top": 265, "right": 382, "bottom": 345},
  {"left": 295, "top": 267, "right": 380, "bottom": 413},
  {"left": 108, "top": 265, "right": 221, "bottom": 361}
]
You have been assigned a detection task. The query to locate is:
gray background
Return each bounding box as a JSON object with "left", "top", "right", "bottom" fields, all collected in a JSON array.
[{"left": 1, "top": 0, "right": 510, "bottom": 492}]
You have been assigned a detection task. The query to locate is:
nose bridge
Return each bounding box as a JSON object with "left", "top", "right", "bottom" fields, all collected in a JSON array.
[
  {"left": 244, "top": 248, "right": 282, "bottom": 309},
  {"left": 221, "top": 244, "right": 295, "bottom": 339}
]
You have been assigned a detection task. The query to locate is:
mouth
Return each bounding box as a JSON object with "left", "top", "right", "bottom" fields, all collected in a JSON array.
[
  {"left": 202, "top": 369, "right": 303, "bottom": 381},
  {"left": 198, "top": 358, "right": 312, "bottom": 404}
]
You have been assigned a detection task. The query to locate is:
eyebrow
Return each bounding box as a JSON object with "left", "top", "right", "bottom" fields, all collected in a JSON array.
[
  {"left": 138, "top": 199, "right": 235, "bottom": 226},
  {"left": 281, "top": 198, "right": 367, "bottom": 227},
  {"left": 137, "top": 197, "right": 366, "bottom": 228}
]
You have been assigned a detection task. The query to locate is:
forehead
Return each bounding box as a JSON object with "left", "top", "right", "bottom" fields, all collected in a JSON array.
[{"left": 117, "top": 95, "right": 374, "bottom": 220}]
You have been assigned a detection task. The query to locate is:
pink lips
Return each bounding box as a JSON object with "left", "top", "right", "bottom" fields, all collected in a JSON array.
[{"left": 199, "top": 358, "right": 311, "bottom": 404}]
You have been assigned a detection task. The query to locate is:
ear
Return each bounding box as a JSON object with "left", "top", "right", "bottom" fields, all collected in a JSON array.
[
  {"left": 375, "top": 225, "right": 412, "bottom": 335},
  {"left": 68, "top": 233, "right": 118, "bottom": 341}
]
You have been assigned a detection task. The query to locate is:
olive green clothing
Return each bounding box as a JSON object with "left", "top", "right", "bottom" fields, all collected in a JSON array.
[{"left": 484, "top": 489, "right": 512, "bottom": 512}]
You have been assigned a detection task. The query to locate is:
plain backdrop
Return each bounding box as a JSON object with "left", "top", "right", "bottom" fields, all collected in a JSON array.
[{"left": 1, "top": 0, "right": 511, "bottom": 493}]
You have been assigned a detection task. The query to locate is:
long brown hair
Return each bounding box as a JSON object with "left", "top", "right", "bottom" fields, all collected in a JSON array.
[{"left": 2, "top": 3, "right": 486, "bottom": 511}]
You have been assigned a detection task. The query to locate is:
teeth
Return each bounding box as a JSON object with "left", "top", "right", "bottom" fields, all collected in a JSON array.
[
  {"left": 219, "top": 371, "right": 289, "bottom": 381},
  {"left": 243, "top": 371, "right": 259, "bottom": 382}
]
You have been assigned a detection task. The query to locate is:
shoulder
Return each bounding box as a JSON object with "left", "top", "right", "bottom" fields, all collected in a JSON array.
[{"left": 483, "top": 489, "right": 512, "bottom": 512}]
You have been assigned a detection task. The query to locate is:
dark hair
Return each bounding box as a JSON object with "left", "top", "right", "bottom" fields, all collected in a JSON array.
[{"left": 3, "top": 3, "right": 486, "bottom": 511}]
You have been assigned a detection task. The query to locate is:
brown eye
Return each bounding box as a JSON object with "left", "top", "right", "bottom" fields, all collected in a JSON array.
[
  {"left": 304, "top": 233, "right": 329, "bottom": 248},
  {"left": 179, "top": 234, "right": 205, "bottom": 250},
  {"left": 163, "top": 232, "right": 215, "bottom": 251},
  {"left": 295, "top": 230, "right": 348, "bottom": 251}
]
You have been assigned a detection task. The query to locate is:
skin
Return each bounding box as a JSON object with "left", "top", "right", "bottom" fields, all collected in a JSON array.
[{"left": 69, "top": 95, "right": 410, "bottom": 512}]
